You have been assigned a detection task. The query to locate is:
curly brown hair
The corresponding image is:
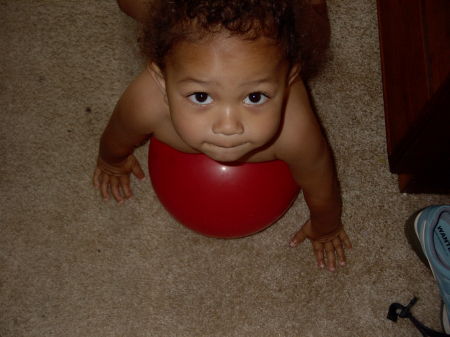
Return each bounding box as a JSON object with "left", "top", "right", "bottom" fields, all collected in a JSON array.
[{"left": 140, "top": 0, "right": 329, "bottom": 78}]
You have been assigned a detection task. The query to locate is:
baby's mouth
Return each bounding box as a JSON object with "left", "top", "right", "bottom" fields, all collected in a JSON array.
[
  {"left": 202, "top": 142, "right": 252, "bottom": 163},
  {"left": 209, "top": 143, "right": 245, "bottom": 152},
  {"left": 206, "top": 141, "right": 247, "bottom": 149}
]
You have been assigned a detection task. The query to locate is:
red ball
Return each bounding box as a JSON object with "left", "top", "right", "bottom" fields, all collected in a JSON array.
[{"left": 148, "top": 138, "right": 300, "bottom": 238}]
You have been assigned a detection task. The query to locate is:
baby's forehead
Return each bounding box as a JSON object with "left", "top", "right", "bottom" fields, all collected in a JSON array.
[
  {"left": 162, "top": 34, "right": 291, "bottom": 85},
  {"left": 169, "top": 32, "right": 285, "bottom": 60},
  {"left": 166, "top": 34, "right": 285, "bottom": 69}
]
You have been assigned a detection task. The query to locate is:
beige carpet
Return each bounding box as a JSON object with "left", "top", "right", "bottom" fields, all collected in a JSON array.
[{"left": 1, "top": 1, "right": 449, "bottom": 336}]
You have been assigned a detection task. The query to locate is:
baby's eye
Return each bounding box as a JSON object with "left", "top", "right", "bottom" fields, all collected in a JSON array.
[
  {"left": 188, "top": 92, "right": 213, "bottom": 105},
  {"left": 243, "top": 92, "right": 269, "bottom": 105}
]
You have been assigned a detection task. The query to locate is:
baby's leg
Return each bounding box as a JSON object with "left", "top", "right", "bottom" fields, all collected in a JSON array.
[{"left": 116, "top": 0, "right": 148, "bottom": 23}]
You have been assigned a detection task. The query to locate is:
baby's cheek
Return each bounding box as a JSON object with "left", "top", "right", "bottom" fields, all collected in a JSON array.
[
  {"left": 173, "top": 116, "right": 205, "bottom": 142},
  {"left": 248, "top": 129, "right": 276, "bottom": 147},
  {"left": 253, "top": 117, "right": 281, "bottom": 140}
]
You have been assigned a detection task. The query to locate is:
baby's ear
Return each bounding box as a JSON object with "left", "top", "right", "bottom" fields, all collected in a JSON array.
[
  {"left": 148, "top": 62, "right": 166, "bottom": 91},
  {"left": 288, "top": 64, "right": 301, "bottom": 85}
]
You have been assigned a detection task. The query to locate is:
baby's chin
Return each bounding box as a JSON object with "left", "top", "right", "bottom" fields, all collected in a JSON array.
[
  {"left": 200, "top": 143, "right": 251, "bottom": 163},
  {"left": 202, "top": 149, "right": 247, "bottom": 163}
]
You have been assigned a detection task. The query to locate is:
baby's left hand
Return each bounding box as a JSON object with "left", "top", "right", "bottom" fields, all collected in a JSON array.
[{"left": 290, "top": 219, "right": 352, "bottom": 272}]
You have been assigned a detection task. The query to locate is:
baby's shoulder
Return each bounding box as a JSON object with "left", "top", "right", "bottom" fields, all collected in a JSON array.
[
  {"left": 274, "top": 80, "right": 325, "bottom": 160},
  {"left": 115, "top": 65, "right": 168, "bottom": 134}
]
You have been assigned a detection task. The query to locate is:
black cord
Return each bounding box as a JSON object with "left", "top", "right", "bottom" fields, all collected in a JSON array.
[{"left": 388, "top": 297, "right": 450, "bottom": 337}]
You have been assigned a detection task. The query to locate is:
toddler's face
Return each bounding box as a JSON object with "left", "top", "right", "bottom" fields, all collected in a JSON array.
[{"left": 161, "top": 33, "right": 296, "bottom": 162}]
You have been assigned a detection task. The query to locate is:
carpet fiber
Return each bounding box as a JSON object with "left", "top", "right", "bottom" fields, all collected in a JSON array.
[{"left": 1, "top": 1, "right": 449, "bottom": 336}]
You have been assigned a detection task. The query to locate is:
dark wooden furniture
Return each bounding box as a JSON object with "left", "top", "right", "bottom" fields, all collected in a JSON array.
[{"left": 376, "top": 0, "right": 450, "bottom": 193}]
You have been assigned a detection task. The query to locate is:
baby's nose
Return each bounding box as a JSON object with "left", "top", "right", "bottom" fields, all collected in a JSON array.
[{"left": 212, "top": 109, "right": 244, "bottom": 136}]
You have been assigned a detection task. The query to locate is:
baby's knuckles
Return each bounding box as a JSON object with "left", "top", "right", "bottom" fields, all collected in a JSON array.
[
  {"left": 304, "top": 219, "right": 343, "bottom": 242},
  {"left": 96, "top": 155, "right": 138, "bottom": 176}
]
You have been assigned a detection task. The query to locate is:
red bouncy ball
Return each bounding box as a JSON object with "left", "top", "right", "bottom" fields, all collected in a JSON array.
[{"left": 148, "top": 138, "right": 300, "bottom": 238}]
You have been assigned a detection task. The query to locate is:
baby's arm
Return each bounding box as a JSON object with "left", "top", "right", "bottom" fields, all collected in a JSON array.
[
  {"left": 93, "top": 67, "right": 163, "bottom": 202},
  {"left": 276, "top": 79, "right": 352, "bottom": 271}
]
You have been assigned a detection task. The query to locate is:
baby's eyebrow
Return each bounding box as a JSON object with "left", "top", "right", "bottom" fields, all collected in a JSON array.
[
  {"left": 239, "top": 77, "right": 276, "bottom": 87},
  {"left": 177, "top": 76, "right": 276, "bottom": 87},
  {"left": 177, "top": 77, "right": 216, "bottom": 85}
]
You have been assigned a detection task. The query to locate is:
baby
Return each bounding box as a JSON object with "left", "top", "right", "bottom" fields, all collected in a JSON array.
[{"left": 94, "top": 0, "right": 352, "bottom": 272}]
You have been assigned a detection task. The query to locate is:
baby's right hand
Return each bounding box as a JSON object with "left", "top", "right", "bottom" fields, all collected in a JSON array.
[{"left": 93, "top": 155, "right": 145, "bottom": 203}]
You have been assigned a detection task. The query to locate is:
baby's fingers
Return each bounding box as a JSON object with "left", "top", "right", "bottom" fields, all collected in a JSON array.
[
  {"left": 119, "top": 175, "right": 133, "bottom": 200},
  {"left": 110, "top": 176, "right": 134, "bottom": 203},
  {"left": 131, "top": 160, "right": 145, "bottom": 180},
  {"left": 312, "top": 242, "right": 326, "bottom": 269},
  {"left": 324, "top": 242, "right": 337, "bottom": 272},
  {"left": 289, "top": 228, "right": 307, "bottom": 247},
  {"left": 333, "top": 237, "right": 346, "bottom": 267},
  {"left": 339, "top": 231, "right": 353, "bottom": 249},
  {"left": 110, "top": 176, "right": 124, "bottom": 203},
  {"left": 93, "top": 168, "right": 102, "bottom": 189},
  {"left": 99, "top": 174, "right": 111, "bottom": 200}
]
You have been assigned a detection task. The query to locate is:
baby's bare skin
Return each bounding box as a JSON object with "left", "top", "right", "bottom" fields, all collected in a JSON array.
[{"left": 94, "top": 0, "right": 351, "bottom": 272}]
